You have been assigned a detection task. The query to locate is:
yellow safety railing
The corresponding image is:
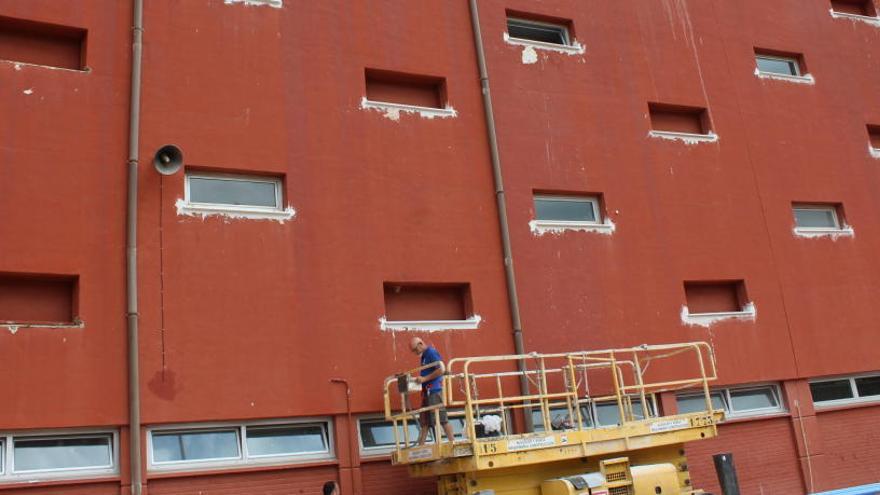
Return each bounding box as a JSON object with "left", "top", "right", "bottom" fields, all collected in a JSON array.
[{"left": 383, "top": 342, "right": 718, "bottom": 457}]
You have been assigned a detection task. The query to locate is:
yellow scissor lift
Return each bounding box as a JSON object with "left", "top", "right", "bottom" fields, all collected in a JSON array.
[{"left": 383, "top": 342, "right": 725, "bottom": 495}]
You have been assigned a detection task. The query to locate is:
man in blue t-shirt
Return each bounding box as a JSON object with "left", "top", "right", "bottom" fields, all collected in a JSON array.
[{"left": 410, "top": 337, "right": 455, "bottom": 444}]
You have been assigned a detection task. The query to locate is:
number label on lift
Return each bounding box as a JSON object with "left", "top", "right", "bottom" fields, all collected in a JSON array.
[
  {"left": 479, "top": 442, "right": 499, "bottom": 455},
  {"left": 691, "top": 415, "right": 715, "bottom": 427}
]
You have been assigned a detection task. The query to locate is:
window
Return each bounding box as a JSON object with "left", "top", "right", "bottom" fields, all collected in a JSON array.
[
  {"left": 810, "top": 374, "right": 880, "bottom": 407},
  {"left": 754, "top": 50, "right": 811, "bottom": 83},
  {"left": 361, "top": 69, "right": 455, "bottom": 120},
  {"left": 0, "top": 431, "right": 117, "bottom": 481},
  {"left": 647, "top": 103, "right": 716, "bottom": 143},
  {"left": 148, "top": 420, "right": 332, "bottom": 471},
  {"left": 792, "top": 203, "right": 852, "bottom": 237},
  {"left": 506, "top": 17, "right": 570, "bottom": 46},
  {"left": 530, "top": 193, "right": 613, "bottom": 235},
  {"left": 830, "top": 0, "right": 877, "bottom": 17},
  {"left": 381, "top": 283, "right": 479, "bottom": 331},
  {"left": 756, "top": 55, "right": 800, "bottom": 76},
  {"left": 684, "top": 281, "right": 749, "bottom": 315},
  {"left": 677, "top": 385, "right": 784, "bottom": 419},
  {"left": 180, "top": 172, "right": 292, "bottom": 221},
  {"left": 0, "top": 273, "right": 78, "bottom": 326},
  {"left": 358, "top": 416, "right": 466, "bottom": 454},
  {"left": 0, "top": 16, "right": 87, "bottom": 71},
  {"left": 531, "top": 398, "right": 655, "bottom": 431},
  {"left": 867, "top": 125, "right": 880, "bottom": 156}
]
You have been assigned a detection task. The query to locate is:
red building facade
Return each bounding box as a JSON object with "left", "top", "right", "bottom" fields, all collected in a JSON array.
[{"left": 1, "top": 0, "right": 879, "bottom": 494}]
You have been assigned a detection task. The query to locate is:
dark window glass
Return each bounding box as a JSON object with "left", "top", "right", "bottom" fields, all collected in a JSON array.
[
  {"left": 595, "top": 402, "right": 622, "bottom": 426},
  {"left": 729, "top": 387, "right": 778, "bottom": 411},
  {"left": 756, "top": 56, "right": 799, "bottom": 76},
  {"left": 534, "top": 197, "right": 597, "bottom": 222},
  {"left": 855, "top": 376, "right": 880, "bottom": 398},
  {"left": 810, "top": 380, "right": 854, "bottom": 403},
  {"left": 189, "top": 176, "right": 278, "bottom": 208},
  {"left": 532, "top": 406, "right": 592, "bottom": 431},
  {"left": 677, "top": 393, "right": 726, "bottom": 414},
  {"left": 246, "top": 425, "right": 327, "bottom": 457},
  {"left": 359, "top": 420, "right": 424, "bottom": 449},
  {"left": 794, "top": 208, "right": 838, "bottom": 228},
  {"left": 13, "top": 436, "right": 112, "bottom": 472},
  {"left": 152, "top": 430, "right": 239, "bottom": 463},
  {"left": 507, "top": 18, "right": 568, "bottom": 45}
]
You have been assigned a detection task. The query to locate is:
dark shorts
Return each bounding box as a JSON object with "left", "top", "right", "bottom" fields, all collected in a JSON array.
[{"left": 420, "top": 392, "right": 448, "bottom": 426}]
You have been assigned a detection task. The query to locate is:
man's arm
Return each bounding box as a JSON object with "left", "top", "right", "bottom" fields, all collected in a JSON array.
[{"left": 416, "top": 360, "right": 446, "bottom": 384}]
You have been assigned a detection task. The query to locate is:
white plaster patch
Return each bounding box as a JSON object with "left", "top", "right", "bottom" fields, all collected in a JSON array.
[
  {"left": 830, "top": 9, "right": 880, "bottom": 26},
  {"left": 681, "top": 303, "right": 756, "bottom": 328},
  {"left": 223, "top": 0, "right": 282, "bottom": 7},
  {"left": 648, "top": 130, "right": 719, "bottom": 145},
  {"left": 13, "top": 63, "right": 21, "bottom": 71},
  {"left": 379, "top": 315, "right": 482, "bottom": 332},
  {"left": 3, "top": 60, "right": 88, "bottom": 73},
  {"left": 22, "top": 88, "right": 33, "bottom": 95},
  {"left": 360, "top": 97, "right": 457, "bottom": 122},
  {"left": 869, "top": 145, "right": 880, "bottom": 159},
  {"left": 3, "top": 319, "right": 84, "bottom": 334},
  {"left": 529, "top": 218, "right": 616, "bottom": 236},
  {"left": 503, "top": 33, "right": 586, "bottom": 66},
  {"left": 176, "top": 198, "right": 295, "bottom": 223},
  {"left": 793, "top": 226, "right": 855, "bottom": 240},
  {"left": 754, "top": 68, "right": 815, "bottom": 85}
]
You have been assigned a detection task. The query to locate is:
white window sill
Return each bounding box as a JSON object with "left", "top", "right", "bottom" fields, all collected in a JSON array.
[
  {"left": 529, "top": 219, "right": 615, "bottom": 236},
  {"left": 814, "top": 396, "right": 880, "bottom": 409},
  {"left": 360, "top": 98, "right": 457, "bottom": 121},
  {"left": 224, "top": 0, "right": 282, "bottom": 7},
  {"left": 793, "top": 227, "right": 854, "bottom": 239},
  {"left": 648, "top": 130, "right": 719, "bottom": 144},
  {"left": 681, "top": 303, "right": 756, "bottom": 328},
  {"left": 5, "top": 60, "right": 91, "bottom": 73},
  {"left": 0, "top": 469, "right": 118, "bottom": 485},
  {"left": 830, "top": 9, "right": 880, "bottom": 25},
  {"left": 148, "top": 452, "right": 333, "bottom": 473},
  {"left": 176, "top": 200, "right": 295, "bottom": 223},
  {"left": 502, "top": 33, "right": 585, "bottom": 55},
  {"left": 379, "top": 315, "right": 482, "bottom": 332},
  {"left": 869, "top": 145, "right": 880, "bottom": 159},
  {"left": 754, "top": 69, "right": 815, "bottom": 85},
  {"left": 1, "top": 319, "right": 84, "bottom": 334}
]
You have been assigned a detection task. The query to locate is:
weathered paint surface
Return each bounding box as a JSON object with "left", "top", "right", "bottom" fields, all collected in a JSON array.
[{"left": 1, "top": 0, "right": 879, "bottom": 493}]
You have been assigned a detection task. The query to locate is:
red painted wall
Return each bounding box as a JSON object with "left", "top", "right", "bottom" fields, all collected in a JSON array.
[
  {"left": 2, "top": 0, "right": 880, "bottom": 493},
  {"left": 817, "top": 406, "right": 880, "bottom": 490}
]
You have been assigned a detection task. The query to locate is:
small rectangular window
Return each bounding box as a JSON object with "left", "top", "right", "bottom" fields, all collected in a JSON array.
[
  {"left": 855, "top": 376, "right": 880, "bottom": 397},
  {"left": 866, "top": 125, "right": 880, "bottom": 150},
  {"left": 755, "top": 51, "right": 803, "bottom": 76},
  {"left": 383, "top": 283, "right": 471, "bottom": 322},
  {"left": 245, "top": 424, "right": 328, "bottom": 458},
  {"left": 648, "top": 103, "right": 710, "bottom": 135},
  {"left": 677, "top": 392, "right": 727, "bottom": 414},
  {"left": 365, "top": 69, "right": 446, "bottom": 110},
  {"left": 151, "top": 429, "right": 240, "bottom": 464},
  {"left": 186, "top": 173, "right": 282, "bottom": 211},
  {"left": 684, "top": 281, "right": 747, "bottom": 314},
  {"left": 13, "top": 435, "right": 113, "bottom": 473},
  {"left": 531, "top": 406, "right": 593, "bottom": 432},
  {"left": 359, "top": 419, "right": 419, "bottom": 450},
  {"left": 792, "top": 204, "right": 842, "bottom": 229},
  {"left": 506, "top": 17, "right": 570, "bottom": 46},
  {"left": 810, "top": 379, "right": 854, "bottom": 403},
  {"left": 0, "top": 273, "right": 77, "bottom": 325},
  {"left": 534, "top": 195, "right": 601, "bottom": 223},
  {"left": 729, "top": 386, "right": 779, "bottom": 412},
  {"left": 0, "top": 16, "right": 86, "bottom": 70},
  {"left": 831, "top": 0, "right": 877, "bottom": 17}
]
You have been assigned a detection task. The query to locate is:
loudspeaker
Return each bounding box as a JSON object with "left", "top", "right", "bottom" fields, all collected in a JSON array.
[{"left": 153, "top": 145, "right": 183, "bottom": 176}]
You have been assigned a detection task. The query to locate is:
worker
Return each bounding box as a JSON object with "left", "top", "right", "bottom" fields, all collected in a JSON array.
[
  {"left": 410, "top": 337, "right": 456, "bottom": 444},
  {"left": 322, "top": 480, "right": 339, "bottom": 495}
]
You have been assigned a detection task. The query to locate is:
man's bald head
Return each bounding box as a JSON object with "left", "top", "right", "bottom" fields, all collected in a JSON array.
[{"left": 410, "top": 337, "right": 426, "bottom": 355}]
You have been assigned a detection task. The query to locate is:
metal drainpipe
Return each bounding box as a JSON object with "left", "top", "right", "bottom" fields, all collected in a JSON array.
[
  {"left": 126, "top": 0, "right": 144, "bottom": 493},
  {"left": 467, "top": 0, "right": 533, "bottom": 431}
]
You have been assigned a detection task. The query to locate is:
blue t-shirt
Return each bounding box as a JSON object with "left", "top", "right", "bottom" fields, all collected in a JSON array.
[{"left": 420, "top": 346, "right": 443, "bottom": 394}]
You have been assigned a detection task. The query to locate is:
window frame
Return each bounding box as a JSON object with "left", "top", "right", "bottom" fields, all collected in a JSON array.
[
  {"left": 147, "top": 418, "right": 334, "bottom": 472},
  {"left": 676, "top": 384, "right": 785, "bottom": 420},
  {"left": 792, "top": 204, "right": 841, "bottom": 230},
  {"left": 0, "top": 429, "right": 118, "bottom": 483},
  {"left": 182, "top": 171, "right": 286, "bottom": 216},
  {"left": 506, "top": 17, "right": 571, "bottom": 47},
  {"left": 755, "top": 54, "right": 802, "bottom": 77},
  {"left": 530, "top": 193, "right": 614, "bottom": 235},
  {"left": 810, "top": 373, "right": 880, "bottom": 408}
]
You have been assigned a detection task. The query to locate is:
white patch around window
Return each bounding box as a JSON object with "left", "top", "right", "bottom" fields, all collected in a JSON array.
[
  {"left": 147, "top": 419, "right": 333, "bottom": 472},
  {"left": 530, "top": 194, "right": 615, "bottom": 236},
  {"left": 681, "top": 302, "right": 757, "bottom": 328},
  {"left": 647, "top": 129, "right": 719, "bottom": 145},
  {"left": 378, "top": 315, "right": 482, "bottom": 332},
  {"left": 177, "top": 172, "right": 295, "bottom": 222},
  {"left": 360, "top": 97, "right": 457, "bottom": 122},
  {"left": 829, "top": 8, "right": 880, "bottom": 25},
  {"left": 753, "top": 54, "right": 814, "bottom": 84},
  {"left": 503, "top": 17, "right": 585, "bottom": 65},
  {"left": 223, "top": 0, "right": 282, "bottom": 8},
  {"left": 0, "top": 430, "right": 118, "bottom": 482},
  {"left": 792, "top": 204, "right": 853, "bottom": 239}
]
